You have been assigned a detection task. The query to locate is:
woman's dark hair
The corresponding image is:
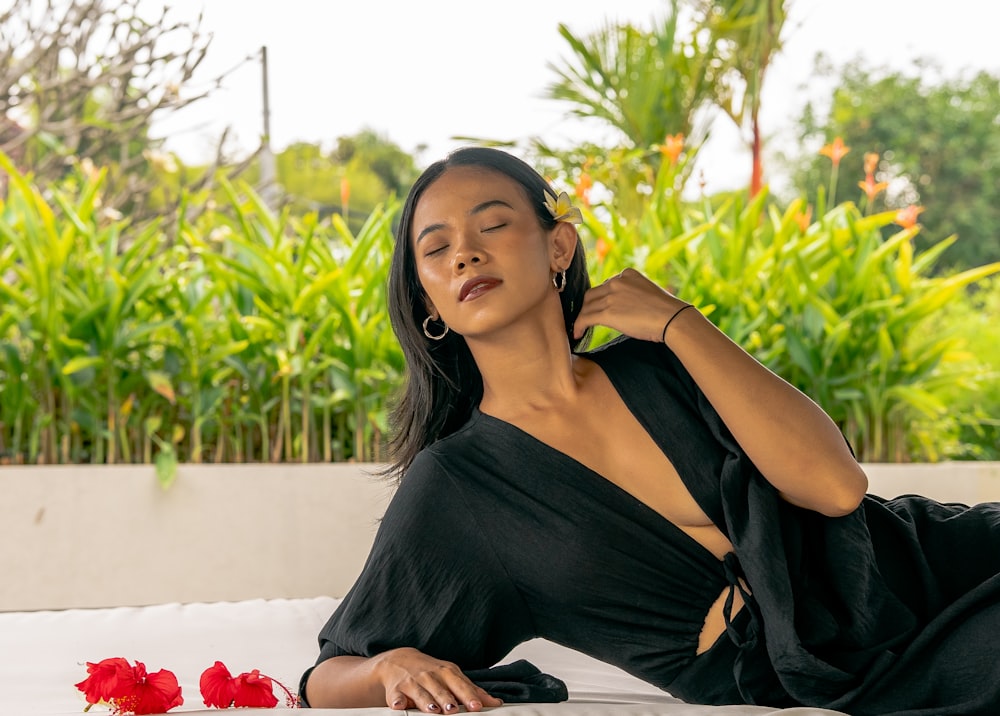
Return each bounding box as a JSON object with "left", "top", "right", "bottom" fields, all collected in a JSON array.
[{"left": 386, "top": 146, "right": 591, "bottom": 479}]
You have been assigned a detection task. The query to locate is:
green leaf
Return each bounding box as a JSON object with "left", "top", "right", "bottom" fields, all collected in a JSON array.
[
  {"left": 146, "top": 371, "right": 177, "bottom": 404},
  {"left": 155, "top": 448, "right": 178, "bottom": 490},
  {"left": 61, "top": 355, "right": 104, "bottom": 375}
]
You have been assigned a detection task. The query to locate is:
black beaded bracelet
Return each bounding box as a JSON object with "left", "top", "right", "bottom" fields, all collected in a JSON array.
[{"left": 660, "top": 304, "right": 695, "bottom": 343}]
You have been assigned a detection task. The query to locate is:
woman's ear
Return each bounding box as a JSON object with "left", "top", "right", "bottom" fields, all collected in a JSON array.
[{"left": 549, "top": 221, "right": 578, "bottom": 271}]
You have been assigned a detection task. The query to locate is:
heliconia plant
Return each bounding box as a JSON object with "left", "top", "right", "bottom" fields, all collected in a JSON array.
[
  {"left": 0, "top": 152, "right": 402, "bottom": 479},
  {"left": 576, "top": 135, "right": 1000, "bottom": 461},
  {"left": 1, "top": 140, "right": 997, "bottom": 466}
]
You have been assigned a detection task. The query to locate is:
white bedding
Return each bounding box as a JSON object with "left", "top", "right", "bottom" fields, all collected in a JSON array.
[{"left": 0, "top": 596, "right": 846, "bottom": 716}]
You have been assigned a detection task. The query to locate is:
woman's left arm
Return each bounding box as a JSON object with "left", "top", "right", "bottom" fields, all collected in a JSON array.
[{"left": 574, "top": 269, "right": 868, "bottom": 517}]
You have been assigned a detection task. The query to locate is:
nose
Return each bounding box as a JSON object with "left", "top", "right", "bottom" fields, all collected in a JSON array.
[
  {"left": 456, "top": 254, "right": 481, "bottom": 271},
  {"left": 453, "top": 232, "right": 484, "bottom": 271}
]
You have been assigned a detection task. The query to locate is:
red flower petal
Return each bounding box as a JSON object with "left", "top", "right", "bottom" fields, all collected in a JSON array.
[
  {"left": 77, "top": 659, "right": 183, "bottom": 715},
  {"left": 113, "top": 662, "right": 183, "bottom": 715},
  {"left": 233, "top": 669, "right": 279, "bottom": 708},
  {"left": 200, "top": 660, "right": 239, "bottom": 708},
  {"left": 75, "top": 657, "right": 133, "bottom": 704}
]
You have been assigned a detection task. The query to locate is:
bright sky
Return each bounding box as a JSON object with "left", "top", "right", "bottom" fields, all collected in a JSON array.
[{"left": 151, "top": 0, "right": 998, "bottom": 193}]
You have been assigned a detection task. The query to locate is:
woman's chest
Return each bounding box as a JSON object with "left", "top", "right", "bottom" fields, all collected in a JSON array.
[{"left": 492, "top": 374, "right": 732, "bottom": 555}]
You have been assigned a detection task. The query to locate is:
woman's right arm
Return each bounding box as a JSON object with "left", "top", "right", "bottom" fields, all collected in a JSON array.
[{"left": 305, "top": 647, "right": 503, "bottom": 713}]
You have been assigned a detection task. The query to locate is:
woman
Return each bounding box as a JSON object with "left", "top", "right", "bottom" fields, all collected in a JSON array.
[{"left": 301, "top": 147, "right": 1000, "bottom": 714}]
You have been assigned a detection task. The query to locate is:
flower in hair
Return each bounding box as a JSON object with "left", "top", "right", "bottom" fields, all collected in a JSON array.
[{"left": 543, "top": 190, "right": 583, "bottom": 225}]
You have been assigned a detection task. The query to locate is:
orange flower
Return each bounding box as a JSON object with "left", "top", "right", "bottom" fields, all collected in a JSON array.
[
  {"left": 340, "top": 176, "right": 351, "bottom": 212},
  {"left": 894, "top": 205, "right": 925, "bottom": 229},
  {"left": 595, "top": 236, "right": 610, "bottom": 262},
  {"left": 819, "top": 137, "right": 850, "bottom": 168},
  {"left": 659, "top": 133, "right": 685, "bottom": 166},
  {"left": 574, "top": 170, "right": 593, "bottom": 207},
  {"left": 858, "top": 174, "right": 889, "bottom": 202},
  {"left": 863, "top": 152, "right": 880, "bottom": 175},
  {"left": 794, "top": 205, "right": 813, "bottom": 232}
]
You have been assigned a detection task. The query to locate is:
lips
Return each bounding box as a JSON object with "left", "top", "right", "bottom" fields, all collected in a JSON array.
[{"left": 459, "top": 276, "right": 502, "bottom": 301}]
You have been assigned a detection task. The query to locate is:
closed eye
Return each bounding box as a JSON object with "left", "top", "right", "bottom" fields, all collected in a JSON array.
[{"left": 483, "top": 223, "right": 506, "bottom": 232}]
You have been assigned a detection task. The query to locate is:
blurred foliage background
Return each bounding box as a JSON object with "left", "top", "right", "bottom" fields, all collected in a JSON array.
[{"left": 1, "top": 0, "right": 998, "bottom": 475}]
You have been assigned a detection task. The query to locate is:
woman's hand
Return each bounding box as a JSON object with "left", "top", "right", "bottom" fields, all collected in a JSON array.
[
  {"left": 573, "top": 268, "right": 688, "bottom": 343},
  {"left": 373, "top": 647, "right": 503, "bottom": 713}
]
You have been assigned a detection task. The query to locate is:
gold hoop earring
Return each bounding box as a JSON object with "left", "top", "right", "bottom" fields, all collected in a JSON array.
[
  {"left": 422, "top": 316, "right": 449, "bottom": 340},
  {"left": 552, "top": 270, "right": 567, "bottom": 293}
]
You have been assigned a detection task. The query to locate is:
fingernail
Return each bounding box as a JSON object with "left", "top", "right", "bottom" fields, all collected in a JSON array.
[
  {"left": 468, "top": 701, "right": 482, "bottom": 710},
  {"left": 427, "top": 704, "right": 440, "bottom": 712},
  {"left": 392, "top": 698, "right": 404, "bottom": 709},
  {"left": 444, "top": 704, "right": 456, "bottom": 712}
]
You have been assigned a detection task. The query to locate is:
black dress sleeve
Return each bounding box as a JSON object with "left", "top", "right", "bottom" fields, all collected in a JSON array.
[{"left": 312, "top": 450, "right": 534, "bottom": 669}]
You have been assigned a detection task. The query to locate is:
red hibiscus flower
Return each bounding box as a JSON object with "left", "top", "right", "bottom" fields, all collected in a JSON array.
[
  {"left": 76, "top": 657, "right": 133, "bottom": 704},
  {"left": 76, "top": 658, "right": 183, "bottom": 715},
  {"left": 124, "top": 663, "right": 185, "bottom": 715},
  {"left": 200, "top": 661, "right": 295, "bottom": 709},
  {"left": 200, "top": 661, "right": 240, "bottom": 708},
  {"left": 234, "top": 670, "right": 279, "bottom": 708}
]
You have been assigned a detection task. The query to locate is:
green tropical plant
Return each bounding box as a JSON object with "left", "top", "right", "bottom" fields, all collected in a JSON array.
[
  {"left": 929, "top": 276, "right": 1000, "bottom": 459},
  {"left": 0, "top": 153, "right": 402, "bottom": 474},
  {"left": 784, "top": 57, "right": 1000, "bottom": 269},
  {"left": 576, "top": 141, "right": 1000, "bottom": 461},
  {"left": 540, "top": 0, "right": 719, "bottom": 212},
  {"left": 2, "top": 145, "right": 996, "bottom": 466},
  {"left": 546, "top": 0, "right": 717, "bottom": 150}
]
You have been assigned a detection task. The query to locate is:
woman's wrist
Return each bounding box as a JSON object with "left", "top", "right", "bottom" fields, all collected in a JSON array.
[{"left": 660, "top": 304, "right": 696, "bottom": 343}]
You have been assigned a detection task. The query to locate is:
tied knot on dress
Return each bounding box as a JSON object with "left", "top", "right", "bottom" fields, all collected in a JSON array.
[{"left": 722, "top": 552, "right": 758, "bottom": 651}]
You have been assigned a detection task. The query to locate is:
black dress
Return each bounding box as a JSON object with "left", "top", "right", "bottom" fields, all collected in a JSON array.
[{"left": 307, "top": 336, "right": 1000, "bottom": 714}]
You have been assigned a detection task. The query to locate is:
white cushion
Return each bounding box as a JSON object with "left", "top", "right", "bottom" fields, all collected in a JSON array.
[{"left": 0, "top": 597, "right": 846, "bottom": 716}]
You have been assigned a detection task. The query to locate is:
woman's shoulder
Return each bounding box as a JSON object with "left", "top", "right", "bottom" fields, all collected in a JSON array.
[
  {"left": 396, "top": 449, "right": 455, "bottom": 498},
  {"left": 380, "top": 448, "right": 481, "bottom": 538},
  {"left": 395, "top": 418, "right": 491, "bottom": 497}
]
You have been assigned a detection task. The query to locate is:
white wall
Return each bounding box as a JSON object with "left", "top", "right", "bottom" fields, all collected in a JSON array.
[
  {"left": 865, "top": 461, "right": 1000, "bottom": 505},
  {"left": 0, "top": 464, "right": 394, "bottom": 611},
  {"left": 2, "top": 462, "right": 998, "bottom": 611}
]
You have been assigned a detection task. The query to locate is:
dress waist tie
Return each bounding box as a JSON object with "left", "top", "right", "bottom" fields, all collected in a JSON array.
[{"left": 722, "top": 552, "right": 793, "bottom": 707}]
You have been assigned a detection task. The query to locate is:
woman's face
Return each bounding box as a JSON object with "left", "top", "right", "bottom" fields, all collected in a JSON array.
[{"left": 411, "top": 165, "right": 568, "bottom": 340}]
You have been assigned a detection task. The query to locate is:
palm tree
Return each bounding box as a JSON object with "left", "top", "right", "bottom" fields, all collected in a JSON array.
[
  {"left": 695, "top": 0, "right": 790, "bottom": 196},
  {"left": 541, "top": 0, "right": 721, "bottom": 214},
  {"left": 545, "top": 0, "right": 718, "bottom": 152},
  {"left": 543, "top": 0, "right": 791, "bottom": 199}
]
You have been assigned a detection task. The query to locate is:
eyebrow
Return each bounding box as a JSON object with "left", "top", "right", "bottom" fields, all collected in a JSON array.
[{"left": 415, "top": 199, "right": 515, "bottom": 243}]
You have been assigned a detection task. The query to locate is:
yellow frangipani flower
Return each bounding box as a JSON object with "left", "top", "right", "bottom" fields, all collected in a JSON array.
[{"left": 543, "top": 190, "right": 583, "bottom": 225}]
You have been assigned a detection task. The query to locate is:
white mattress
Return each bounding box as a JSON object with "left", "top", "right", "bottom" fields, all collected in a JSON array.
[{"left": 0, "top": 596, "right": 846, "bottom": 715}]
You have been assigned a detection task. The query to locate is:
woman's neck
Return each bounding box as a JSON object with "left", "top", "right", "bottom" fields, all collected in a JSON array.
[{"left": 470, "top": 319, "right": 588, "bottom": 421}]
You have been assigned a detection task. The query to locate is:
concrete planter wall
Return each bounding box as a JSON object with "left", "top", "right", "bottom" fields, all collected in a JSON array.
[
  {"left": 2, "top": 462, "right": 998, "bottom": 612},
  {"left": 1, "top": 463, "right": 395, "bottom": 612}
]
